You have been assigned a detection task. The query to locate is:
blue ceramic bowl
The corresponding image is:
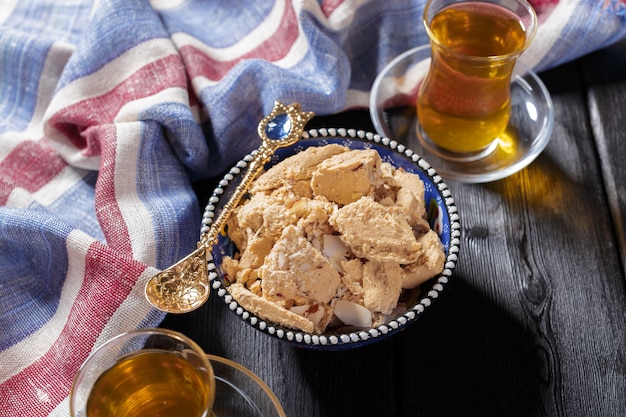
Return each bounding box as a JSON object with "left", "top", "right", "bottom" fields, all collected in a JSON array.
[{"left": 202, "top": 128, "right": 460, "bottom": 350}]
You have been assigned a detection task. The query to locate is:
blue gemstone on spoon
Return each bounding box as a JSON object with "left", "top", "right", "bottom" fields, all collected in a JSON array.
[{"left": 265, "top": 113, "right": 292, "bottom": 140}]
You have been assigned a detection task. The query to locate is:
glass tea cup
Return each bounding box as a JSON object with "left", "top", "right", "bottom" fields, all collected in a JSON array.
[
  {"left": 70, "top": 328, "right": 215, "bottom": 417},
  {"left": 417, "top": 0, "right": 537, "bottom": 158}
]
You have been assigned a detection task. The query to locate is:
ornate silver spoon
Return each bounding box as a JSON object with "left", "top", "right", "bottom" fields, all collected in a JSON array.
[{"left": 145, "top": 102, "right": 314, "bottom": 314}]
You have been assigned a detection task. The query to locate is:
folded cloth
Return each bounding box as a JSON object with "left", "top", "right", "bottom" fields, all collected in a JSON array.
[{"left": 0, "top": 0, "right": 624, "bottom": 415}]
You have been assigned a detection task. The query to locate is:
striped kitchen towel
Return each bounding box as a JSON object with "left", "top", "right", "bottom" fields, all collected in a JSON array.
[{"left": 1, "top": 0, "right": 624, "bottom": 415}]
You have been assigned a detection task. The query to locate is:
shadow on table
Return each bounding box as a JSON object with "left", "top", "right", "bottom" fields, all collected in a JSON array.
[{"left": 294, "top": 277, "right": 544, "bottom": 417}]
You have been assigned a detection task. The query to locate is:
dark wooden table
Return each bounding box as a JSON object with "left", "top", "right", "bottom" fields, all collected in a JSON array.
[{"left": 161, "top": 39, "right": 626, "bottom": 417}]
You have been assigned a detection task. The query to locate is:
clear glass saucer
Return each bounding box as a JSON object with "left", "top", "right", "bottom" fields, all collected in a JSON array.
[
  {"left": 207, "top": 354, "right": 286, "bottom": 417},
  {"left": 369, "top": 44, "right": 554, "bottom": 183}
]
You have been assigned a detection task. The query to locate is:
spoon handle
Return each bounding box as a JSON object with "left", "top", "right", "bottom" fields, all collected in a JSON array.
[
  {"left": 202, "top": 101, "right": 314, "bottom": 249},
  {"left": 201, "top": 141, "right": 276, "bottom": 249}
]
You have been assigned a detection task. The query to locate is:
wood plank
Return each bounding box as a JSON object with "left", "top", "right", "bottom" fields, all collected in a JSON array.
[{"left": 580, "top": 38, "right": 626, "bottom": 275}]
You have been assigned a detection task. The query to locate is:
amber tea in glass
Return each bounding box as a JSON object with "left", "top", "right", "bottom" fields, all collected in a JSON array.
[
  {"left": 417, "top": 0, "right": 537, "bottom": 156},
  {"left": 70, "top": 328, "right": 215, "bottom": 417}
]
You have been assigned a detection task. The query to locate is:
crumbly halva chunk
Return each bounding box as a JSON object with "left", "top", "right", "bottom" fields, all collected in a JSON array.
[
  {"left": 329, "top": 196, "right": 422, "bottom": 264},
  {"left": 223, "top": 145, "right": 446, "bottom": 335},
  {"left": 311, "top": 149, "right": 383, "bottom": 205},
  {"left": 228, "top": 283, "right": 315, "bottom": 333},
  {"left": 363, "top": 261, "right": 403, "bottom": 316},
  {"left": 400, "top": 229, "right": 447, "bottom": 289},
  {"left": 260, "top": 225, "right": 341, "bottom": 306},
  {"left": 393, "top": 169, "right": 431, "bottom": 232},
  {"left": 250, "top": 144, "right": 348, "bottom": 193}
]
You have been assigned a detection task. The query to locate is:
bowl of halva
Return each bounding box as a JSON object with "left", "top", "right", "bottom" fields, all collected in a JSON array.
[{"left": 202, "top": 127, "right": 460, "bottom": 350}]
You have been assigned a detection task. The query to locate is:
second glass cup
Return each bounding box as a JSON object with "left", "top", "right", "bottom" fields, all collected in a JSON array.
[
  {"left": 417, "top": 0, "right": 537, "bottom": 159},
  {"left": 70, "top": 328, "right": 215, "bottom": 417}
]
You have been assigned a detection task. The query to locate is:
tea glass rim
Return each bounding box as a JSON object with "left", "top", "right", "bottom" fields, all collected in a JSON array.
[
  {"left": 422, "top": 0, "right": 538, "bottom": 63},
  {"left": 69, "top": 327, "right": 214, "bottom": 417}
]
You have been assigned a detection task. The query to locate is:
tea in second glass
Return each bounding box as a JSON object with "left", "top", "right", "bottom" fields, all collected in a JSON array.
[{"left": 417, "top": 0, "right": 537, "bottom": 156}]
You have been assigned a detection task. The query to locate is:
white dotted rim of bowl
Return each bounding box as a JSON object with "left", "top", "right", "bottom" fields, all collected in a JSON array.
[{"left": 202, "top": 127, "right": 461, "bottom": 348}]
